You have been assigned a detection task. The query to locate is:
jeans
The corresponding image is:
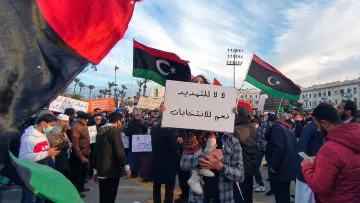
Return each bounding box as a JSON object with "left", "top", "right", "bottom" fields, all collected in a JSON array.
[
  {"left": 21, "top": 187, "right": 44, "bottom": 203},
  {"left": 270, "top": 181, "right": 291, "bottom": 203},
  {"left": 254, "top": 151, "right": 265, "bottom": 187},
  {"left": 99, "top": 178, "right": 120, "bottom": 203}
]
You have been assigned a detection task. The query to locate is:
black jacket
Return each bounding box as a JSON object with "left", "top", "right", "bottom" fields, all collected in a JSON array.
[
  {"left": 267, "top": 120, "right": 297, "bottom": 182},
  {"left": 151, "top": 125, "right": 178, "bottom": 184},
  {"left": 125, "top": 119, "right": 146, "bottom": 149},
  {"left": 233, "top": 106, "right": 258, "bottom": 177},
  {"left": 93, "top": 125, "right": 127, "bottom": 178}
]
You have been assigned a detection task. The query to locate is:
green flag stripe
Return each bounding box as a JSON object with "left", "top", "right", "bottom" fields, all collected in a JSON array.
[
  {"left": 133, "top": 68, "right": 166, "bottom": 86},
  {"left": 246, "top": 75, "right": 300, "bottom": 101}
]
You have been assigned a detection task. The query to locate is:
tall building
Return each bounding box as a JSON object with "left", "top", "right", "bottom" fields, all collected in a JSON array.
[
  {"left": 238, "top": 89, "right": 260, "bottom": 109},
  {"left": 261, "top": 92, "right": 291, "bottom": 112},
  {"left": 299, "top": 78, "right": 360, "bottom": 110},
  {"left": 150, "top": 86, "right": 165, "bottom": 98}
]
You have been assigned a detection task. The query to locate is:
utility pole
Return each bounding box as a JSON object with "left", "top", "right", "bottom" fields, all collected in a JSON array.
[
  {"left": 227, "top": 48, "right": 244, "bottom": 88},
  {"left": 115, "top": 66, "right": 119, "bottom": 85}
]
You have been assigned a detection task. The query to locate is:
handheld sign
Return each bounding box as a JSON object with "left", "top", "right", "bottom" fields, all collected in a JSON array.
[
  {"left": 162, "top": 80, "right": 237, "bottom": 133},
  {"left": 121, "top": 133, "right": 129, "bottom": 149},
  {"left": 49, "top": 96, "right": 89, "bottom": 113},
  {"left": 88, "top": 126, "right": 97, "bottom": 144},
  {"left": 137, "top": 96, "right": 164, "bottom": 110},
  {"left": 132, "top": 135, "right": 152, "bottom": 152},
  {"left": 86, "top": 98, "right": 115, "bottom": 113}
]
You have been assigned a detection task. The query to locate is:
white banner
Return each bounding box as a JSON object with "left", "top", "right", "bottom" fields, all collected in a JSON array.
[
  {"left": 88, "top": 126, "right": 97, "bottom": 144},
  {"left": 121, "top": 133, "right": 129, "bottom": 149},
  {"left": 162, "top": 80, "right": 237, "bottom": 133},
  {"left": 259, "top": 94, "right": 268, "bottom": 112},
  {"left": 49, "top": 96, "right": 89, "bottom": 113},
  {"left": 132, "top": 135, "right": 152, "bottom": 152},
  {"left": 137, "top": 96, "right": 164, "bottom": 110}
]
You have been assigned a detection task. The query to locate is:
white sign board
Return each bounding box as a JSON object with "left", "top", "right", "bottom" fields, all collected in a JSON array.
[
  {"left": 162, "top": 80, "right": 237, "bottom": 133},
  {"left": 49, "top": 96, "right": 89, "bottom": 113},
  {"left": 88, "top": 126, "right": 97, "bottom": 144},
  {"left": 137, "top": 96, "right": 164, "bottom": 110},
  {"left": 121, "top": 133, "right": 129, "bottom": 149},
  {"left": 132, "top": 135, "right": 152, "bottom": 152}
]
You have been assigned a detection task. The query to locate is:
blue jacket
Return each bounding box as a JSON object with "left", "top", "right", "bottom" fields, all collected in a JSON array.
[
  {"left": 267, "top": 120, "right": 297, "bottom": 182},
  {"left": 296, "top": 122, "right": 324, "bottom": 182}
]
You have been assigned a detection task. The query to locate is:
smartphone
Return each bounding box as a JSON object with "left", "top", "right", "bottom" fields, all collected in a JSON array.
[{"left": 298, "top": 152, "right": 309, "bottom": 159}]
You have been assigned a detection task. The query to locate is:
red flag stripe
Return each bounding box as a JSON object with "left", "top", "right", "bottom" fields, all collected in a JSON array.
[
  {"left": 190, "top": 74, "right": 195, "bottom": 80},
  {"left": 253, "top": 54, "right": 284, "bottom": 77},
  {"left": 134, "top": 40, "right": 189, "bottom": 66},
  {"left": 213, "top": 78, "right": 222, "bottom": 86},
  {"left": 36, "top": 0, "right": 139, "bottom": 64}
]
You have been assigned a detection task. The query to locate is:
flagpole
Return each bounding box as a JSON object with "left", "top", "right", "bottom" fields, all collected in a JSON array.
[{"left": 277, "top": 98, "right": 283, "bottom": 114}]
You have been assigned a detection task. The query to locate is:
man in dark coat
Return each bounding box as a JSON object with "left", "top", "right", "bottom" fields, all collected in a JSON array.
[
  {"left": 233, "top": 106, "right": 258, "bottom": 203},
  {"left": 267, "top": 114, "right": 297, "bottom": 203},
  {"left": 151, "top": 122, "right": 178, "bottom": 203}
]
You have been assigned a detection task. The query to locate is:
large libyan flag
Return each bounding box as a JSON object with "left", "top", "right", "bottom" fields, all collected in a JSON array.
[
  {"left": 245, "top": 54, "right": 301, "bottom": 101},
  {"left": 133, "top": 40, "right": 191, "bottom": 86},
  {"left": 0, "top": 0, "right": 139, "bottom": 201}
]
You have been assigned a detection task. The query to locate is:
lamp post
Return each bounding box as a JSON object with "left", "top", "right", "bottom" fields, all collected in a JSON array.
[
  {"left": 227, "top": 48, "right": 244, "bottom": 88},
  {"left": 115, "top": 66, "right": 119, "bottom": 85}
]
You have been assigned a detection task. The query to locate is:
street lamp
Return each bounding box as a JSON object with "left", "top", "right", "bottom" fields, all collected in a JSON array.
[
  {"left": 227, "top": 48, "right": 244, "bottom": 88},
  {"left": 115, "top": 66, "right": 119, "bottom": 85}
]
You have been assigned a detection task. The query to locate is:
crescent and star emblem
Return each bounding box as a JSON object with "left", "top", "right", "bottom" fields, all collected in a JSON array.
[
  {"left": 268, "top": 76, "right": 281, "bottom": 86},
  {"left": 156, "top": 59, "right": 176, "bottom": 76}
]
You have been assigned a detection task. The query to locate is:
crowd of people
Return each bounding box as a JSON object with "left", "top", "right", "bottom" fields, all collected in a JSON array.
[{"left": 1, "top": 76, "right": 360, "bottom": 203}]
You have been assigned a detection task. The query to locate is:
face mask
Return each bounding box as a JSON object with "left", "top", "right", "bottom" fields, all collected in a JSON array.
[
  {"left": 43, "top": 125, "right": 54, "bottom": 133},
  {"left": 101, "top": 113, "right": 106, "bottom": 117}
]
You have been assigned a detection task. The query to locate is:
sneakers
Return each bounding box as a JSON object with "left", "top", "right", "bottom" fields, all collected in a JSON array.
[
  {"left": 199, "top": 169, "right": 215, "bottom": 177},
  {"left": 253, "top": 183, "right": 259, "bottom": 188},
  {"left": 254, "top": 186, "right": 266, "bottom": 192},
  {"left": 187, "top": 172, "right": 203, "bottom": 195}
]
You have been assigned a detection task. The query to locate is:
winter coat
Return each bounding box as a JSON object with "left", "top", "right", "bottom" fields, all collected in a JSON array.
[
  {"left": 125, "top": 119, "right": 145, "bottom": 149},
  {"left": 71, "top": 121, "right": 91, "bottom": 159},
  {"left": 233, "top": 106, "right": 258, "bottom": 177},
  {"left": 151, "top": 125, "right": 178, "bottom": 184},
  {"left": 296, "top": 122, "right": 324, "bottom": 182},
  {"left": 267, "top": 120, "right": 297, "bottom": 182},
  {"left": 302, "top": 123, "right": 360, "bottom": 203}
]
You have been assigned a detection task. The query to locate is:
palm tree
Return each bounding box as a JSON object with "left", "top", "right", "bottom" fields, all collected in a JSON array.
[
  {"left": 78, "top": 82, "right": 86, "bottom": 94},
  {"left": 73, "top": 78, "right": 81, "bottom": 94},
  {"left": 88, "top": 85, "right": 95, "bottom": 99},
  {"left": 97, "top": 95, "right": 102, "bottom": 99},
  {"left": 119, "top": 85, "right": 128, "bottom": 106},
  {"left": 136, "top": 79, "right": 144, "bottom": 99},
  {"left": 107, "top": 81, "right": 117, "bottom": 98},
  {"left": 142, "top": 79, "right": 150, "bottom": 96},
  {"left": 99, "top": 89, "right": 105, "bottom": 98}
]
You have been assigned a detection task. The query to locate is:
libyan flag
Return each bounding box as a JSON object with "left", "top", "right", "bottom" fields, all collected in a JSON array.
[
  {"left": 245, "top": 54, "right": 301, "bottom": 101},
  {"left": 133, "top": 40, "right": 191, "bottom": 86},
  {"left": 0, "top": 0, "right": 138, "bottom": 201}
]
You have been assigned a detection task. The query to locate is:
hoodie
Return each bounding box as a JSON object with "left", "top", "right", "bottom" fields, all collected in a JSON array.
[
  {"left": 302, "top": 123, "right": 360, "bottom": 203},
  {"left": 19, "top": 126, "right": 50, "bottom": 163},
  {"left": 233, "top": 106, "right": 258, "bottom": 176}
]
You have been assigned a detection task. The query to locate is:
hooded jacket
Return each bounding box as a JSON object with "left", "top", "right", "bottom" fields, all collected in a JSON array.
[
  {"left": 233, "top": 106, "right": 258, "bottom": 176},
  {"left": 19, "top": 126, "right": 51, "bottom": 165},
  {"left": 302, "top": 123, "right": 360, "bottom": 203}
]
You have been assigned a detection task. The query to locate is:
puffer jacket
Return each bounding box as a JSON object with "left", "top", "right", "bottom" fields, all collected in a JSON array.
[
  {"left": 233, "top": 106, "right": 258, "bottom": 176},
  {"left": 302, "top": 123, "right": 360, "bottom": 203}
]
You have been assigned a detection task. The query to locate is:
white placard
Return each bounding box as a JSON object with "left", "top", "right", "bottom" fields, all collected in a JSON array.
[
  {"left": 132, "top": 135, "right": 152, "bottom": 152},
  {"left": 121, "top": 133, "right": 129, "bottom": 149},
  {"left": 137, "top": 96, "right": 164, "bottom": 110},
  {"left": 88, "top": 126, "right": 97, "bottom": 144},
  {"left": 49, "top": 96, "right": 89, "bottom": 113},
  {"left": 162, "top": 80, "right": 237, "bottom": 133}
]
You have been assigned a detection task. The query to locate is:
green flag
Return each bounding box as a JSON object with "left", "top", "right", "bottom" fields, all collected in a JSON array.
[
  {"left": 279, "top": 106, "right": 285, "bottom": 113},
  {"left": 8, "top": 152, "right": 83, "bottom": 203}
]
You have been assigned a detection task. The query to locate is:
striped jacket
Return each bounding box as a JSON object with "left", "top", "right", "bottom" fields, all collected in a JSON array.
[{"left": 180, "top": 133, "right": 244, "bottom": 203}]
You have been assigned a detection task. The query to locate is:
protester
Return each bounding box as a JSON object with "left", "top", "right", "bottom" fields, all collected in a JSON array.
[
  {"left": 267, "top": 114, "right": 297, "bottom": 203},
  {"left": 92, "top": 112, "right": 131, "bottom": 203},
  {"left": 301, "top": 103, "right": 360, "bottom": 202},
  {"left": 19, "top": 114, "right": 60, "bottom": 203},
  {"left": 292, "top": 108, "right": 304, "bottom": 139},
  {"left": 295, "top": 118, "right": 323, "bottom": 203},
  {"left": 233, "top": 106, "right": 258, "bottom": 203},
  {"left": 251, "top": 118, "right": 266, "bottom": 193},
  {"left": 88, "top": 114, "right": 106, "bottom": 179},
  {"left": 337, "top": 99, "right": 357, "bottom": 123},
  {"left": 151, "top": 115, "right": 179, "bottom": 203},
  {"left": 46, "top": 114, "right": 72, "bottom": 178},
  {"left": 94, "top": 108, "right": 101, "bottom": 115},
  {"left": 69, "top": 111, "right": 91, "bottom": 198}
]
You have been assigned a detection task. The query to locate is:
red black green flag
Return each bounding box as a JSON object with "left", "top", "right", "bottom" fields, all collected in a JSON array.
[
  {"left": 0, "top": 0, "right": 138, "bottom": 201},
  {"left": 245, "top": 54, "right": 301, "bottom": 101},
  {"left": 133, "top": 40, "right": 191, "bottom": 86}
]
